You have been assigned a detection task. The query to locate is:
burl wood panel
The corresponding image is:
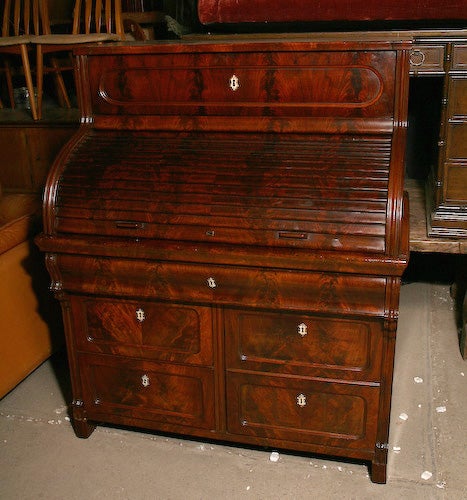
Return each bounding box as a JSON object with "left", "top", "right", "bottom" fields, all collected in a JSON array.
[
  {"left": 224, "top": 310, "right": 383, "bottom": 381},
  {"left": 226, "top": 372, "right": 379, "bottom": 451},
  {"left": 79, "top": 353, "right": 216, "bottom": 430},
  {"left": 53, "top": 253, "right": 388, "bottom": 316},
  {"left": 71, "top": 297, "right": 214, "bottom": 365},
  {"left": 90, "top": 51, "right": 395, "bottom": 119}
]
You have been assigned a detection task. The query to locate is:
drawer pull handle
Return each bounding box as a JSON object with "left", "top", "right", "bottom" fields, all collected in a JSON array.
[
  {"left": 115, "top": 221, "right": 145, "bottom": 230},
  {"left": 141, "top": 374, "right": 150, "bottom": 387},
  {"left": 136, "top": 308, "right": 146, "bottom": 322},
  {"left": 296, "top": 393, "right": 307, "bottom": 408},
  {"left": 207, "top": 277, "right": 217, "bottom": 289},
  {"left": 278, "top": 231, "right": 308, "bottom": 240},
  {"left": 410, "top": 49, "right": 426, "bottom": 67},
  {"left": 297, "top": 323, "right": 308, "bottom": 337},
  {"left": 229, "top": 74, "right": 240, "bottom": 91}
]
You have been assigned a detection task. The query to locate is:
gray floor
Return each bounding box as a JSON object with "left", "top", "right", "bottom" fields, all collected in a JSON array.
[{"left": 0, "top": 282, "right": 465, "bottom": 499}]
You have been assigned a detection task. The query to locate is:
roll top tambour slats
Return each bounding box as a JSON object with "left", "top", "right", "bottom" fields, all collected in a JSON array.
[{"left": 53, "top": 131, "right": 391, "bottom": 253}]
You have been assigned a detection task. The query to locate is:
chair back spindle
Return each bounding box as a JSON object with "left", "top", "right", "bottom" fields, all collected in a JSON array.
[
  {"left": 1, "top": 0, "right": 40, "bottom": 37},
  {"left": 72, "top": 0, "right": 123, "bottom": 37}
]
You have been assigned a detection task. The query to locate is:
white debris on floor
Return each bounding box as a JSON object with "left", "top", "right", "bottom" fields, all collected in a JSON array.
[{"left": 269, "top": 451, "right": 280, "bottom": 462}]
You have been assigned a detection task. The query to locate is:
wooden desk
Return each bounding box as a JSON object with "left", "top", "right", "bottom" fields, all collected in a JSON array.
[
  {"left": 37, "top": 37, "right": 411, "bottom": 483},
  {"left": 408, "top": 31, "right": 467, "bottom": 239}
]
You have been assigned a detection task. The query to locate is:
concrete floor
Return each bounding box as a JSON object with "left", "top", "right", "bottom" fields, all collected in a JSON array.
[{"left": 0, "top": 282, "right": 465, "bottom": 499}]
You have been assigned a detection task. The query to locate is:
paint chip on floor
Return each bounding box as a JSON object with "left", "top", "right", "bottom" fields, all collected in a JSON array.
[{"left": 269, "top": 451, "right": 280, "bottom": 462}]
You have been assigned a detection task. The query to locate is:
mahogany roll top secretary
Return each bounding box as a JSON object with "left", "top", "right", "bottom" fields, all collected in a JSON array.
[{"left": 36, "top": 37, "right": 411, "bottom": 484}]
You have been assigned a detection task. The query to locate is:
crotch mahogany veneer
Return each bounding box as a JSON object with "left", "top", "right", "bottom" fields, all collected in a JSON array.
[{"left": 36, "top": 38, "right": 411, "bottom": 483}]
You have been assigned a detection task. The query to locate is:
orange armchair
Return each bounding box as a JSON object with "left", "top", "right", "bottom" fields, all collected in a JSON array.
[{"left": 0, "top": 185, "right": 62, "bottom": 398}]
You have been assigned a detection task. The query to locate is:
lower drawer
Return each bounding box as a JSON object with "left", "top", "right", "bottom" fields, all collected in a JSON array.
[
  {"left": 79, "top": 353, "right": 216, "bottom": 430},
  {"left": 226, "top": 372, "right": 379, "bottom": 450}
]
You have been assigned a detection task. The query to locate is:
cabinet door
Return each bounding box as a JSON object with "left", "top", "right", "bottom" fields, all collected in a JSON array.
[
  {"left": 225, "top": 309, "right": 383, "bottom": 381},
  {"left": 226, "top": 372, "right": 379, "bottom": 452},
  {"left": 71, "top": 297, "right": 213, "bottom": 366},
  {"left": 79, "top": 353, "right": 216, "bottom": 430}
]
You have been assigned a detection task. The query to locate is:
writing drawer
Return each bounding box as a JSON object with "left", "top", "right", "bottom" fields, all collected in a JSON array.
[
  {"left": 79, "top": 353, "right": 215, "bottom": 430},
  {"left": 226, "top": 372, "right": 379, "bottom": 450},
  {"left": 409, "top": 45, "right": 445, "bottom": 75},
  {"left": 88, "top": 50, "right": 396, "bottom": 119},
  {"left": 57, "top": 255, "right": 388, "bottom": 317},
  {"left": 225, "top": 310, "right": 382, "bottom": 381},
  {"left": 71, "top": 297, "right": 213, "bottom": 365}
]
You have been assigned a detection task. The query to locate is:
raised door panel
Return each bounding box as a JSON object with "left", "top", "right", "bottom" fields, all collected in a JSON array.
[
  {"left": 79, "top": 353, "right": 216, "bottom": 430},
  {"left": 447, "top": 77, "right": 467, "bottom": 118},
  {"left": 225, "top": 310, "right": 383, "bottom": 381},
  {"left": 71, "top": 297, "right": 213, "bottom": 365},
  {"left": 444, "top": 164, "right": 467, "bottom": 203},
  {"left": 445, "top": 122, "right": 467, "bottom": 159},
  {"left": 452, "top": 44, "right": 467, "bottom": 71},
  {"left": 226, "top": 372, "right": 379, "bottom": 451}
]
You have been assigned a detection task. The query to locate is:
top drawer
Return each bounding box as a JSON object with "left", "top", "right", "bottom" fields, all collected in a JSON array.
[
  {"left": 409, "top": 45, "right": 445, "bottom": 75},
  {"left": 86, "top": 50, "right": 397, "bottom": 121}
]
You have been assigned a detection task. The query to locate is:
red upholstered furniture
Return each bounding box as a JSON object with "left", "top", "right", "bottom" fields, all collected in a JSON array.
[{"left": 197, "top": 0, "right": 467, "bottom": 24}]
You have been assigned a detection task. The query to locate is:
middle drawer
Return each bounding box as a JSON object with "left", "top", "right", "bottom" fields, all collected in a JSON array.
[{"left": 225, "top": 309, "right": 383, "bottom": 381}]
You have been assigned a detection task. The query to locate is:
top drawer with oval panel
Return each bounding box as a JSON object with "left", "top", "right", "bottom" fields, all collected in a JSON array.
[{"left": 85, "top": 48, "right": 397, "bottom": 121}]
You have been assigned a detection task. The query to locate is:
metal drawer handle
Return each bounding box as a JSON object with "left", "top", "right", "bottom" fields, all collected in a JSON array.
[
  {"left": 297, "top": 323, "right": 308, "bottom": 337},
  {"left": 410, "top": 49, "right": 426, "bottom": 67},
  {"left": 141, "top": 374, "right": 150, "bottom": 387},
  {"left": 296, "top": 393, "right": 307, "bottom": 407},
  {"left": 136, "top": 308, "right": 145, "bottom": 322},
  {"left": 229, "top": 74, "right": 240, "bottom": 91},
  {"left": 115, "top": 220, "right": 145, "bottom": 230}
]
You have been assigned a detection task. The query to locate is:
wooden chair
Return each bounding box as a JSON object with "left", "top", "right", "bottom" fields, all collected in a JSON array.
[
  {"left": 33, "top": 0, "right": 124, "bottom": 119},
  {"left": 0, "top": 0, "right": 39, "bottom": 120}
]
